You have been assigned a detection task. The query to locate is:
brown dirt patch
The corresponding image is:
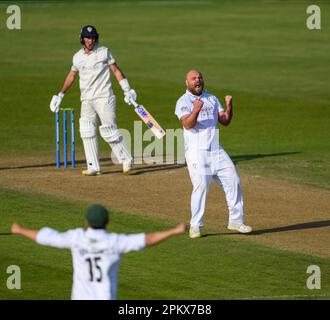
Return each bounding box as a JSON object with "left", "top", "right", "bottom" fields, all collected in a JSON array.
[{"left": 1, "top": 154, "right": 329, "bottom": 257}]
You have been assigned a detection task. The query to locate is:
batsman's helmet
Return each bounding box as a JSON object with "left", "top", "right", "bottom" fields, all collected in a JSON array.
[{"left": 80, "top": 25, "right": 99, "bottom": 44}]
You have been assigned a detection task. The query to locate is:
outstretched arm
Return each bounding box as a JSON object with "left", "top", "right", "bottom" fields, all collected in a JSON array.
[
  {"left": 11, "top": 223, "right": 38, "bottom": 241},
  {"left": 145, "top": 223, "right": 186, "bottom": 247},
  {"left": 218, "top": 95, "right": 233, "bottom": 126},
  {"left": 11, "top": 224, "right": 74, "bottom": 248}
]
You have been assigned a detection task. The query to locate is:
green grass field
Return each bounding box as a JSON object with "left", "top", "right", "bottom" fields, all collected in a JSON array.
[
  {"left": 1, "top": 189, "right": 329, "bottom": 300},
  {"left": 1, "top": 0, "right": 329, "bottom": 189},
  {"left": 0, "top": 0, "right": 329, "bottom": 300}
]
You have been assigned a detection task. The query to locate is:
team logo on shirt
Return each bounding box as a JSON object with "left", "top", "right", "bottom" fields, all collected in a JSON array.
[
  {"left": 78, "top": 248, "right": 112, "bottom": 256},
  {"left": 207, "top": 96, "right": 216, "bottom": 105},
  {"left": 200, "top": 105, "right": 214, "bottom": 116},
  {"left": 181, "top": 106, "right": 189, "bottom": 113}
]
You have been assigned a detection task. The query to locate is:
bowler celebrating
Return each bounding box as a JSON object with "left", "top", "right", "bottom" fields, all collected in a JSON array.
[{"left": 175, "top": 70, "right": 252, "bottom": 238}]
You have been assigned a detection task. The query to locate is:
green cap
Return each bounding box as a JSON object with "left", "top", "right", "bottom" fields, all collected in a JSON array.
[{"left": 86, "top": 204, "right": 109, "bottom": 228}]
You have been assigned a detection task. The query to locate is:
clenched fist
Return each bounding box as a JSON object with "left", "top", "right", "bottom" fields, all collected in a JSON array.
[
  {"left": 225, "top": 95, "right": 232, "bottom": 106},
  {"left": 193, "top": 99, "right": 204, "bottom": 113}
]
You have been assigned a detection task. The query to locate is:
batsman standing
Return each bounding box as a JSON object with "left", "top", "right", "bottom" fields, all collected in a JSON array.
[
  {"left": 175, "top": 70, "right": 252, "bottom": 238},
  {"left": 11, "top": 204, "right": 186, "bottom": 300},
  {"left": 50, "top": 25, "right": 135, "bottom": 175}
]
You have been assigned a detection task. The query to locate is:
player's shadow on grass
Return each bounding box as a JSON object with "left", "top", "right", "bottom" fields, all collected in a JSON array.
[
  {"left": 231, "top": 151, "right": 301, "bottom": 164},
  {"left": 0, "top": 233, "right": 12, "bottom": 236},
  {"left": 0, "top": 158, "right": 125, "bottom": 171},
  {"left": 100, "top": 152, "right": 300, "bottom": 174},
  {"left": 249, "top": 220, "right": 330, "bottom": 235},
  {"left": 0, "top": 152, "right": 299, "bottom": 172},
  {"left": 100, "top": 163, "right": 186, "bottom": 175},
  {"left": 0, "top": 159, "right": 87, "bottom": 170},
  {"left": 203, "top": 219, "right": 330, "bottom": 237},
  {"left": 128, "top": 163, "right": 186, "bottom": 175}
]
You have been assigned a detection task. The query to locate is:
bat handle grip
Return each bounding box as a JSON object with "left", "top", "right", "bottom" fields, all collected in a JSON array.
[{"left": 130, "top": 99, "right": 139, "bottom": 108}]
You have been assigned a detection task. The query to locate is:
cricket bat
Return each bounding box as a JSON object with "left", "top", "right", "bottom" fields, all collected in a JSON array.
[{"left": 130, "top": 99, "right": 166, "bottom": 139}]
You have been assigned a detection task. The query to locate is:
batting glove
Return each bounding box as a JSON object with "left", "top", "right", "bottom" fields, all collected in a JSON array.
[
  {"left": 50, "top": 92, "right": 64, "bottom": 113},
  {"left": 119, "top": 78, "right": 137, "bottom": 105},
  {"left": 124, "top": 89, "right": 137, "bottom": 105}
]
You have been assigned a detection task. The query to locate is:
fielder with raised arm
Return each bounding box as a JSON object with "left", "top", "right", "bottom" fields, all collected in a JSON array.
[
  {"left": 175, "top": 70, "right": 252, "bottom": 238},
  {"left": 11, "top": 204, "right": 186, "bottom": 300},
  {"left": 50, "top": 25, "right": 136, "bottom": 175}
]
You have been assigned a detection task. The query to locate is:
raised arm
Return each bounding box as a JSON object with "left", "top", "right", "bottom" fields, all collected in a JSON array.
[
  {"left": 218, "top": 95, "right": 233, "bottom": 126},
  {"left": 11, "top": 223, "right": 38, "bottom": 241},
  {"left": 180, "top": 99, "right": 203, "bottom": 129},
  {"left": 145, "top": 223, "right": 186, "bottom": 247}
]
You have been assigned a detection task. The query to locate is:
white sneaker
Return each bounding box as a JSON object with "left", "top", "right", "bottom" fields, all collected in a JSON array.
[
  {"left": 189, "top": 226, "right": 201, "bottom": 239},
  {"left": 123, "top": 160, "right": 133, "bottom": 173},
  {"left": 227, "top": 222, "right": 252, "bottom": 234},
  {"left": 82, "top": 169, "right": 102, "bottom": 176}
]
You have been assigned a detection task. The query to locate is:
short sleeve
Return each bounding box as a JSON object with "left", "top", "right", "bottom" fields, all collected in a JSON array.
[
  {"left": 215, "top": 97, "right": 224, "bottom": 113},
  {"left": 115, "top": 233, "right": 146, "bottom": 254},
  {"left": 107, "top": 49, "right": 116, "bottom": 65},
  {"left": 36, "top": 227, "right": 78, "bottom": 249},
  {"left": 175, "top": 97, "right": 191, "bottom": 120},
  {"left": 71, "top": 54, "right": 78, "bottom": 72}
]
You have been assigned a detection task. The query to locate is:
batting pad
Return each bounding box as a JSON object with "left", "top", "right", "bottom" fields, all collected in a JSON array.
[
  {"left": 79, "top": 118, "right": 97, "bottom": 138},
  {"left": 99, "top": 124, "right": 121, "bottom": 143},
  {"left": 80, "top": 118, "right": 100, "bottom": 171}
]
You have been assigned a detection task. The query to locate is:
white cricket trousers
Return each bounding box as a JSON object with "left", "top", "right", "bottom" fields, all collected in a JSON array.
[
  {"left": 81, "top": 96, "right": 117, "bottom": 127},
  {"left": 186, "top": 148, "right": 244, "bottom": 228},
  {"left": 80, "top": 96, "right": 132, "bottom": 170}
]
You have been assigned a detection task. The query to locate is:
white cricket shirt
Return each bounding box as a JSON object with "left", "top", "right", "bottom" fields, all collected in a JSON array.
[
  {"left": 175, "top": 90, "right": 224, "bottom": 151},
  {"left": 36, "top": 227, "right": 146, "bottom": 300},
  {"left": 71, "top": 45, "right": 116, "bottom": 101}
]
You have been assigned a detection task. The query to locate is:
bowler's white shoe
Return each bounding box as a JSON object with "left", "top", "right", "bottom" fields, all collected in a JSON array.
[
  {"left": 189, "top": 226, "right": 201, "bottom": 239},
  {"left": 227, "top": 222, "right": 252, "bottom": 234},
  {"left": 123, "top": 160, "right": 133, "bottom": 173},
  {"left": 82, "top": 169, "right": 102, "bottom": 176}
]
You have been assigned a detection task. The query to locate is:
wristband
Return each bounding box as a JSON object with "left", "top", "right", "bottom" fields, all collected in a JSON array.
[{"left": 119, "top": 79, "right": 130, "bottom": 92}]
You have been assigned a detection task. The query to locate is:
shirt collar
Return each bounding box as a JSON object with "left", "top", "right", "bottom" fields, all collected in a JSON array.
[
  {"left": 82, "top": 44, "right": 99, "bottom": 55},
  {"left": 186, "top": 89, "right": 205, "bottom": 99},
  {"left": 86, "top": 227, "right": 108, "bottom": 236}
]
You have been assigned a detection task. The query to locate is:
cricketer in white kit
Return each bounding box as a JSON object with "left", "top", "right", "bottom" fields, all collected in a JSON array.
[
  {"left": 175, "top": 70, "right": 252, "bottom": 238},
  {"left": 50, "top": 25, "right": 136, "bottom": 175},
  {"left": 11, "top": 204, "right": 186, "bottom": 300}
]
